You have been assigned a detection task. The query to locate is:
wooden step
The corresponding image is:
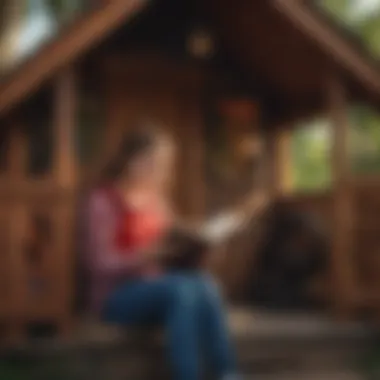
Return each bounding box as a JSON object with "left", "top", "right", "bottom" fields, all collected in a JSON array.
[
  {"left": 245, "top": 370, "right": 364, "bottom": 380},
  {"left": 0, "top": 309, "right": 376, "bottom": 380}
]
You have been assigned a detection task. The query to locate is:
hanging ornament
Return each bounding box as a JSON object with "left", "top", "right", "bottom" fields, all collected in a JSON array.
[{"left": 187, "top": 26, "right": 216, "bottom": 60}]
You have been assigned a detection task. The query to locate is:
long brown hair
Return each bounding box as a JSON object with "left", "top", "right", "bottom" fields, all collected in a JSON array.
[{"left": 100, "top": 124, "right": 161, "bottom": 184}]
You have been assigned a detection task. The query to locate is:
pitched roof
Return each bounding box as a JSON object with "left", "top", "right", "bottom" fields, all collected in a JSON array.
[
  {"left": 0, "top": 0, "right": 148, "bottom": 115},
  {"left": 0, "top": 0, "right": 379, "bottom": 118},
  {"left": 274, "top": 0, "right": 380, "bottom": 96}
]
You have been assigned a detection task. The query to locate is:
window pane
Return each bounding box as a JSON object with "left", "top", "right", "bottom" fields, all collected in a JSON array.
[
  {"left": 290, "top": 118, "right": 332, "bottom": 192},
  {"left": 349, "top": 105, "right": 380, "bottom": 175},
  {"left": 315, "top": 0, "right": 380, "bottom": 59}
]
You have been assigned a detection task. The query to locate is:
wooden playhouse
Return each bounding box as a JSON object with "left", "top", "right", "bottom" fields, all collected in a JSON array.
[{"left": 0, "top": 0, "right": 379, "bottom": 342}]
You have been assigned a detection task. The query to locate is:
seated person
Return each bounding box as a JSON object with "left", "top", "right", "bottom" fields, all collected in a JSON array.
[{"left": 82, "top": 124, "right": 246, "bottom": 380}]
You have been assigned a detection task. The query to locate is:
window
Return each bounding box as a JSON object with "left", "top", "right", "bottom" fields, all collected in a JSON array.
[
  {"left": 288, "top": 105, "right": 380, "bottom": 193},
  {"left": 349, "top": 105, "right": 380, "bottom": 176},
  {"left": 290, "top": 118, "right": 332, "bottom": 193},
  {"left": 316, "top": 0, "right": 380, "bottom": 59}
]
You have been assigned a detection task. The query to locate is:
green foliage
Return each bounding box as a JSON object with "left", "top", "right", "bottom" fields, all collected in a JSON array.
[
  {"left": 317, "top": 0, "right": 354, "bottom": 23},
  {"left": 350, "top": 106, "right": 380, "bottom": 172},
  {"left": 291, "top": 120, "right": 332, "bottom": 192},
  {"left": 291, "top": 106, "right": 380, "bottom": 191},
  {"left": 317, "top": 0, "right": 380, "bottom": 58},
  {"left": 46, "top": 0, "right": 84, "bottom": 23},
  {"left": 358, "top": 14, "right": 380, "bottom": 57},
  {"left": 291, "top": 1, "right": 380, "bottom": 192}
]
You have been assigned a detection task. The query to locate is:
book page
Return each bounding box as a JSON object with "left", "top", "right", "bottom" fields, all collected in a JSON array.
[{"left": 197, "top": 211, "right": 245, "bottom": 244}]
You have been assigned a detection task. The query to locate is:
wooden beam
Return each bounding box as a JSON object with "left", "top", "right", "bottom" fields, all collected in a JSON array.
[
  {"left": 267, "top": 126, "right": 293, "bottom": 196},
  {"left": 176, "top": 95, "right": 205, "bottom": 222},
  {"left": 277, "top": 128, "right": 293, "bottom": 193},
  {"left": 0, "top": 0, "right": 148, "bottom": 116},
  {"left": 5, "top": 119, "right": 28, "bottom": 344},
  {"left": 7, "top": 202, "right": 27, "bottom": 344},
  {"left": 52, "top": 66, "right": 77, "bottom": 336},
  {"left": 328, "top": 74, "right": 357, "bottom": 317},
  {"left": 273, "top": 0, "right": 380, "bottom": 96},
  {"left": 53, "top": 67, "right": 77, "bottom": 186},
  {"left": 7, "top": 122, "right": 27, "bottom": 181}
]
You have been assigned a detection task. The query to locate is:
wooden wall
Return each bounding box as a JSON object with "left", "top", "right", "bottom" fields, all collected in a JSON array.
[
  {"left": 0, "top": 69, "right": 77, "bottom": 343},
  {"left": 0, "top": 52, "right": 268, "bottom": 339},
  {"left": 3, "top": 51, "right": 376, "bottom": 335},
  {"left": 0, "top": 55, "right": 207, "bottom": 341},
  {"left": 353, "top": 179, "right": 380, "bottom": 308},
  {"left": 99, "top": 54, "right": 263, "bottom": 297},
  {"left": 100, "top": 54, "right": 205, "bottom": 219},
  {"left": 275, "top": 183, "right": 380, "bottom": 314}
]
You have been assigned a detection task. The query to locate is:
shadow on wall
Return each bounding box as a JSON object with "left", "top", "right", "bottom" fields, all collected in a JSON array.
[{"left": 250, "top": 207, "right": 329, "bottom": 311}]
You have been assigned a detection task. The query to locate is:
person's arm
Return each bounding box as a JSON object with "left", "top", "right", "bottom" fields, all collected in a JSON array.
[
  {"left": 86, "top": 192, "right": 154, "bottom": 276},
  {"left": 236, "top": 190, "right": 271, "bottom": 223},
  {"left": 169, "top": 191, "right": 270, "bottom": 243}
]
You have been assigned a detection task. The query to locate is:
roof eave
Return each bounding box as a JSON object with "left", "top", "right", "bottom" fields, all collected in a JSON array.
[
  {"left": 0, "top": 0, "right": 148, "bottom": 117},
  {"left": 273, "top": 0, "right": 380, "bottom": 100}
]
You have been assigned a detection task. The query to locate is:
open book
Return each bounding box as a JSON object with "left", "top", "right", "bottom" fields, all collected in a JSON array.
[
  {"left": 197, "top": 211, "right": 247, "bottom": 243},
  {"left": 180, "top": 192, "right": 270, "bottom": 245},
  {"left": 162, "top": 192, "right": 270, "bottom": 270}
]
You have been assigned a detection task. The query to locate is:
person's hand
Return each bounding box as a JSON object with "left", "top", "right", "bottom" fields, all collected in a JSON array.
[
  {"left": 138, "top": 243, "right": 166, "bottom": 263},
  {"left": 139, "top": 233, "right": 183, "bottom": 262},
  {"left": 246, "top": 191, "right": 270, "bottom": 211},
  {"left": 240, "top": 191, "right": 270, "bottom": 223}
]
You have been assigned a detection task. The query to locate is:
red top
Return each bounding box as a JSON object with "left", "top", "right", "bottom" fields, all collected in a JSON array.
[
  {"left": 106, "top": 187, "right": 168, "bottom": 254},
  {"left": 83, "top": 187, "right": 170, "bottom": 314}
]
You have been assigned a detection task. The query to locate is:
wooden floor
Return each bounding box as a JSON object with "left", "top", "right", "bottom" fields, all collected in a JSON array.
[
  {"left": 0, "top": 308, "right": 376, "bottom": 380},
  {"left": 229, "top": 308, "right": 371, "bottom": 340},
  {"left": 253, "top": 371, "right": 364, "bottom": 380}
]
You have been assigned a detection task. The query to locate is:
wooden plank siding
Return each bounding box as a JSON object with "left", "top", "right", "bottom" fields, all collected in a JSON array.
[
  {"left": 273, "top": 0, "right": 380, "bottom": 97},
  {"left": 277, "top": 180, "right": 380, "bottom": 315}
]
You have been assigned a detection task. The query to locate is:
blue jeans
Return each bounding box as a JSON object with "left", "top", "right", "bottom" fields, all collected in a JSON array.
[{"left": 102, "top": 272, "right": 237, "bottom": 380}]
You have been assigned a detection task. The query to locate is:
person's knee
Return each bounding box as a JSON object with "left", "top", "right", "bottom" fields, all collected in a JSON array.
[
  {"left": 196, "top": 274, "right": 223, "bottom": 303},
  {"left": 169, "top": 276, "right": 200, "bottom": 308}
]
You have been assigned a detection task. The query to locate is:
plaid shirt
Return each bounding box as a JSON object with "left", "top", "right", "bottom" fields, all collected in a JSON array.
[{"left": 82, "top": 188, "right": 161, "bottom": 314}]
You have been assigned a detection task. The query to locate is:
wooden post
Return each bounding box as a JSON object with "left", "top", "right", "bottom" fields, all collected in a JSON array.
[
  {"left": 268, "top": 126, "right": 293, "bottom": 197},
  {"left": 7, "top": 126, "right": 27, "bottom": 181},
  {"left": 267, "top": 127, "right": 281, "bottom": 198},
  {"left": 328, "top": 74, "right": 356, "bottom": 317},
  {"left": 102, "top": 89, "right": 126, "bottom": 166},
  {"left": 54, "top": 68, "right": 77, "bottom": 186},
  {"left": 278, "top": 129, "right": 293, "bottom": 193},
  {"left": 177, "top": 95, "right": 205, "bottom": 221},
  {"left": 6, "top": 121, "right": 28, "bottom": 344},
  {"left": 52, "top": 66, "right": 77, "bottom": 336}
]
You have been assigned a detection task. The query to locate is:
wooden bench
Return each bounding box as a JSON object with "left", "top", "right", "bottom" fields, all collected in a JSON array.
[{"left": 1, "top": 320, "right": 167, "bottom": 380}]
